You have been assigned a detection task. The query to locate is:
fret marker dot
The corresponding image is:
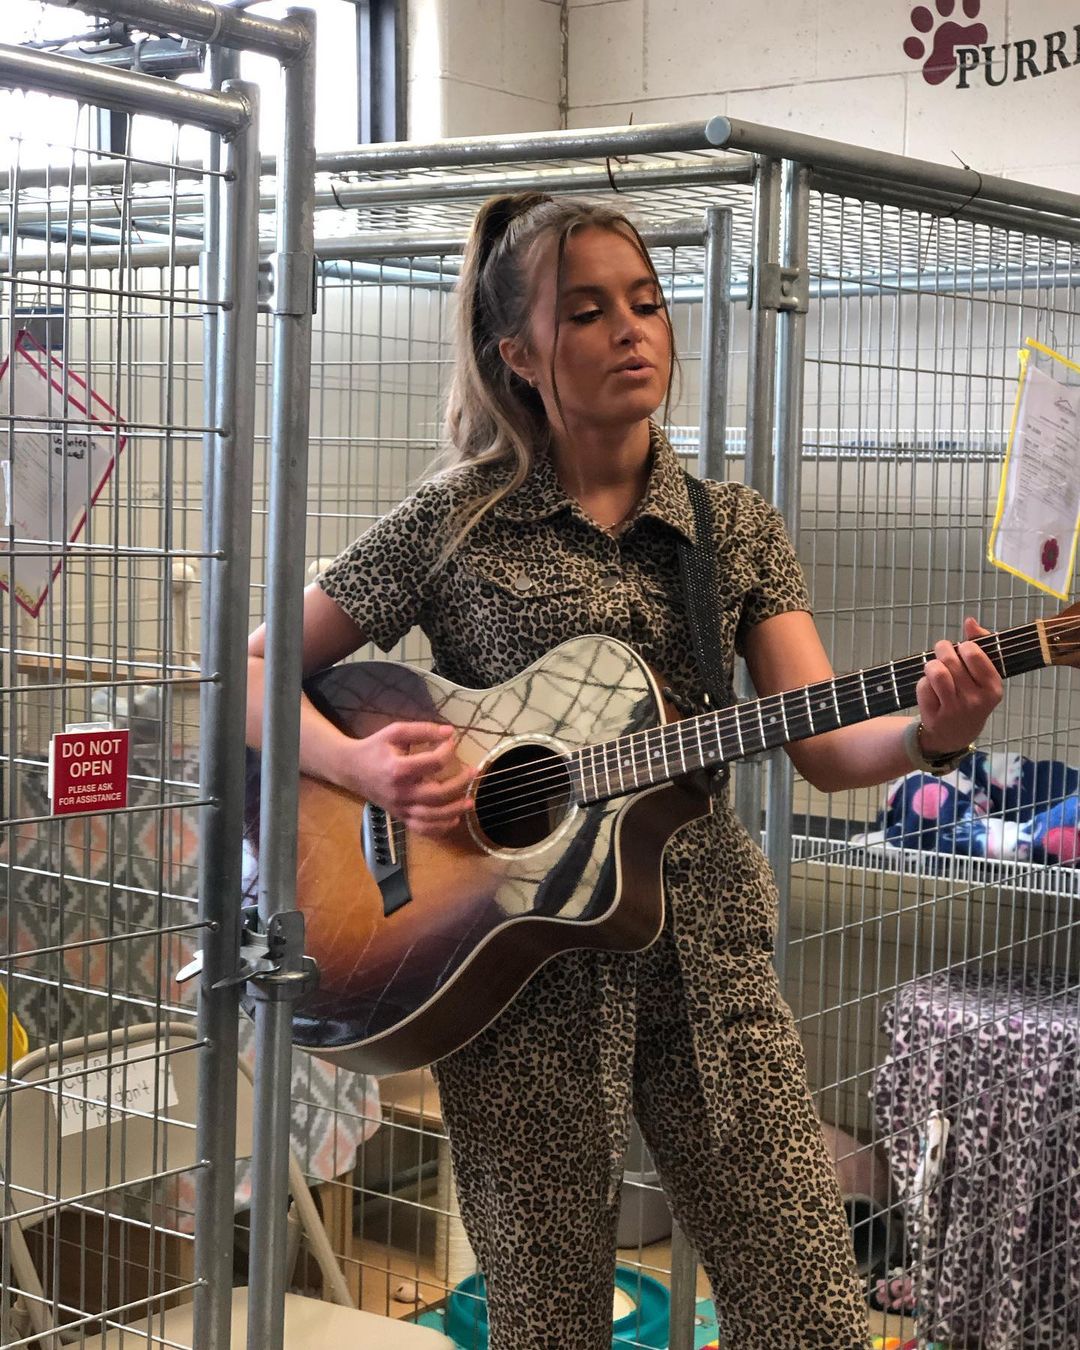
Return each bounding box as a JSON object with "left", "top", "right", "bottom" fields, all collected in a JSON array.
[
  {"left": 653, "top": 749, "right": 661, "bottom": 759},
  {"left": 769, "top": 716, "right": 777, "bottom": 724},
  {"left": 876, "top": 684, "right": 883, "bottom": 694}
]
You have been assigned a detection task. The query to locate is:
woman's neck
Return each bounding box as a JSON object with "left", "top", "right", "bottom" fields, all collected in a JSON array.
[
  {"left": 548, "top": 418, "right": 654, "bottom": 533},
  {"left": 549, "top": 418, "right": 653, "bottom": 496}
]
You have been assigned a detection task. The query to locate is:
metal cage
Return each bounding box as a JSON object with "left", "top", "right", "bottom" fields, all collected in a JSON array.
[{"left": 4, "top": 8, "right": 1080, "bottom": 1349}]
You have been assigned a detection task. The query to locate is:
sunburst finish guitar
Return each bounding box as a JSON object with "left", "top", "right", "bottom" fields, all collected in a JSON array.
[{"left": 243, "top": 608, "right": 1080, "bottom": 1075}]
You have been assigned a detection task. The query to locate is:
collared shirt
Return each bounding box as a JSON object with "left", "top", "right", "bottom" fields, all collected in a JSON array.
[{"left": 319, "top": 423, "right": 810, "bottom": 979}]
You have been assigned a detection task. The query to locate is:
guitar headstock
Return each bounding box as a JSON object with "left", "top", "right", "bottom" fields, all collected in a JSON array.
[{"left": 1046, "top": 602, "right": 1080, "bottom": 667}]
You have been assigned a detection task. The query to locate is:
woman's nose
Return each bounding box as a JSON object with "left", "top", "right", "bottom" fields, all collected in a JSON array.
[{"left": 616, "top": 309, "right": 644, "bottom": 342}]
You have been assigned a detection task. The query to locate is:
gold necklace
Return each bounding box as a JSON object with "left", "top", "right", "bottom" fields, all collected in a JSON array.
[{"left": 598, "top": 505, "right": 636, "bottom": 535}]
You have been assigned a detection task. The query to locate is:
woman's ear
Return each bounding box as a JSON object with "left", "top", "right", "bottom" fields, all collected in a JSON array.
[{"left": 498, "top": 335, "right": 536, "bottom": 387}]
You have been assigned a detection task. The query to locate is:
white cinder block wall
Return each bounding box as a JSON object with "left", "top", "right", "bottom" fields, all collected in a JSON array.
[
  {"left": 408, "top": 0, "right": 565, "bottom": 139},
  {"left": 413, "top": 0, "right": 1080, "bottom": 191}
]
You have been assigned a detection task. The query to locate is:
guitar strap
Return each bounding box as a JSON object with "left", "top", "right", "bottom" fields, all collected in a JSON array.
[{"left": 677, "top": 471, "right": 726, "bottom": 712}]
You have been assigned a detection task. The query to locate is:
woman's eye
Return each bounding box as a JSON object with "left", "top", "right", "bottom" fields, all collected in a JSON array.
[
  {"left": 569, "top": 309, "right": 603, "bottom": 324},
  {"left": 634, "top": 302, "right": 662, "bottom": 316}
]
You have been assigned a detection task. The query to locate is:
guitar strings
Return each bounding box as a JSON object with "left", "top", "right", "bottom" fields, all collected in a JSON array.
[
  {"left": 382, "top": 620, "right": 1071, "bottom": 839},
  {"left": 398, "top": 623, "right": 1066, "bottom": 835},
  {"left": 380, "top": 631, "right": 1063, "bottom": 842},
  {"left": 459, "top": 617, "right": 1064, "bottom": 802},
  {"left": 465, "top": 622, "right": 1054, "bottom": 807}
]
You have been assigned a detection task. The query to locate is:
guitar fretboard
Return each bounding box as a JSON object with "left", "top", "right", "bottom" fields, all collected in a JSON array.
[{"left": 572, "top": 621, "right": 1049, "bottom": 806}]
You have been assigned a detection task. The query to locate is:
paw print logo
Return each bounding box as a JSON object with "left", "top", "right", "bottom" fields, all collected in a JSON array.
[{"left": 903, "top": 0, "right": 988, "bottom": 85}]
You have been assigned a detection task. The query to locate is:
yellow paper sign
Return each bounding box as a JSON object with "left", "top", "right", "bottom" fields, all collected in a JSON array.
[{"left": 988, "top": 339, "right": 1080, "bottom": 599}]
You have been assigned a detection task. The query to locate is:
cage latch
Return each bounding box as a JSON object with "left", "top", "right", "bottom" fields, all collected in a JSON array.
[
  {"left": 177, "top": 906, "right": 319, "bottom": 1002},
  {"left": 758, "top": 262, "right": 809, "bottom": 314},
  {"left": 235, "top": 906, "right": 320, "bottom": 1003}
]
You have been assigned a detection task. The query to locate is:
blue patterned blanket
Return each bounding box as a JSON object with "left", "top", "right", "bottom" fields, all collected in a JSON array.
[{"left": 853, "top": 751, "right": 1080, "bottom": 863}]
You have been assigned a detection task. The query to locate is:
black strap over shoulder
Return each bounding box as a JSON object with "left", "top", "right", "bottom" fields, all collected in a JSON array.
[{"left": 677, "top": 471, "right": 726, "bottom": 711}]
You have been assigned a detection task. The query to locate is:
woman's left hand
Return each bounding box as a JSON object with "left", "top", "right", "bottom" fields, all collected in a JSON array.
[{"left": 916, "top": 616, "right": 1004, "bottom": 754}]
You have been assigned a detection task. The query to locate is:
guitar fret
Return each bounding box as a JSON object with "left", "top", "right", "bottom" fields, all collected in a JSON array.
[
  {"left": 650, "top": 727, "right": 664, "bottom": 781},
  {"left": 573, "top": 618, "right": 1063, "bottom": 805}
]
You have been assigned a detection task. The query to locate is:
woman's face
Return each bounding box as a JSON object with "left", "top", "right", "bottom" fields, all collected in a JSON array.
[{"left": 504, "top": 224, "right": 673, "bottom": 435}]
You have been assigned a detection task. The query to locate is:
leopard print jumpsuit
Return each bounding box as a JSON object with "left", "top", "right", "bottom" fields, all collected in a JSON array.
[{"left": 318, "top": 426, "right": 871, "bottom": 1350}]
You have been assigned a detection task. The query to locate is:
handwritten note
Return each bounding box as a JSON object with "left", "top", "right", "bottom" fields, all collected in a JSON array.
[
  {"left": 56, "top": 1049, "right": 178, "bottom": 1137},
  {"left": 990, "top": 361, "right": 1080, "bottom": 598}
]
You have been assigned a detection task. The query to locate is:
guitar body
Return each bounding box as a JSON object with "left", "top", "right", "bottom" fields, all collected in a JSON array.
[{"left": 244, "top": 635, "right": 712, "bottom": 1075}]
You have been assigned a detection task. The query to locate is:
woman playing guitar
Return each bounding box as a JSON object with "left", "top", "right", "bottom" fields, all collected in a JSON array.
[{"left": 246, "top": 193, "right": 1001, "bottom": 1349}]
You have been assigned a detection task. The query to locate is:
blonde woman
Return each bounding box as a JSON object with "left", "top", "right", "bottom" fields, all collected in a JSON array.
[{"left": 246, "top": 193, "right": 1000, "bottom": 1349}]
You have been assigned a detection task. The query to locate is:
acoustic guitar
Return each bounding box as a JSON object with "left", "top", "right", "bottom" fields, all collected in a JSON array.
[{"left": 243, "top": 608, "right": 1080, "bottom": 1075}]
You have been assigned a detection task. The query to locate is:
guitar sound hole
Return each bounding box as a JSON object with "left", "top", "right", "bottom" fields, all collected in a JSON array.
[{"left": 472, "top": 743, "right": 573, "bottom": 849}]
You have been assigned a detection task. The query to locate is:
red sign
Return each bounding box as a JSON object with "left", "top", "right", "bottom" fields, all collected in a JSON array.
[{"left": 48, "top": 729, "right": 130, "bottom": 816}]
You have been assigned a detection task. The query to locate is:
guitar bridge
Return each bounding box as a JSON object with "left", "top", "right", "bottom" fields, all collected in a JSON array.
[{"left": 362, "top": 803, "right": 412, "bottom": 917}]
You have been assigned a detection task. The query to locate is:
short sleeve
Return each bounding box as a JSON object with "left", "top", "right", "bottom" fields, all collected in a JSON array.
[
  {"left": 733, "top": 487, "right": 812, "bottom": 656},
  {"left": 316, "top": 479, "right": 449, "bottom": 653}
]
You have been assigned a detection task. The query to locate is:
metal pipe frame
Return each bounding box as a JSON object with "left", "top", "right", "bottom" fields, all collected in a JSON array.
[
  {"left": 193, "top": 76, "right": 261, "bottom": 1350},
  {"left": 0, "top": 148, "right": 750, "bottom": 199},
  {"left": 733, "top": 156, "right": 782, "bottom": 837},
  {"left": 663, "top": 202, "right": 735, "bottom": 1348},
  {"left": 8, "top": 228, "right": 1080, "bottom": 309},
  {"left": 668, "top": 1222, "right": 699, "bottom": 1350},
  {"left": 0, "top": 40, "right": 248, "bottom": 135},
  {"left": 246, "top": 10, "right": 318, "bottom": 1349},
  {"left": 55, "top": 0, "right": 307, "bottom": 61},
  {"left": 767, "top": 161, "right": 811, "bottom": 986},
  {"left": 697, "top": 206, "right": 732, "bottom": 482},
  {"left": 312, "top": 118, "right": 728, "bottom": 174},
  {"left": 4, "top": 160, "right": 753, "bottom": 233},
  {"left": 69, "top": 36, "right": 206, "bottom": 76},
  {"left": 745, "top": 156, "right": 781, "bottom": 501},
  {"left": 199, "top": 39, "right": 241, "bottom": 908},
  {"left": 708, "top": 115, "right": 1080, "bottom": 227},
  {"left": 811, "top": 170, "right": 1080, "bottom": 247}
]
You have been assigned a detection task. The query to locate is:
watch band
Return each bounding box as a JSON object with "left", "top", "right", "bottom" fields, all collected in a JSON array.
[{"left": 903, "top": 718, "right": 975, "bottom": 777}]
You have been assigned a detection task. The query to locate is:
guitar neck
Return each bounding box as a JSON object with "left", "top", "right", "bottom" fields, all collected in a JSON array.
[{"left": 573, "top": 619, "right": 1052, "bottom": 806}]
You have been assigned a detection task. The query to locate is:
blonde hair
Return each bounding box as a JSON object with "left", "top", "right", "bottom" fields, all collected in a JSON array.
[{"left": 440, "top": 192, "right": 676, "bottom": 555}]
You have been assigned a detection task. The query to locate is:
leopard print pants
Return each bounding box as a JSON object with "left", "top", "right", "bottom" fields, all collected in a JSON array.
[{"left": 434, "top": 925, "right": 871, "bottom": 1350}]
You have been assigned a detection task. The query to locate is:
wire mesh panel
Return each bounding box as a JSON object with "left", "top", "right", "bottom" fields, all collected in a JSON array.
[
  {"left": 787, "top": 191, "right": 1080, "bottom": 1349},
  {"left": 283, "top": 143, "right": 1080, "bottom": 1350},
  {"left": 286, "top": 231, "right": 733, "bottom": 1343},
  {"left": 0, "top": 69, "right": 254, "bottom": 1345},
  {"left": 6, "top": 89, "right": 1079, "bottom": 1348}
]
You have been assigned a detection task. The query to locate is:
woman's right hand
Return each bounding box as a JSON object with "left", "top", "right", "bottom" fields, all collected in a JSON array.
[{"left": 334, "top": 721, "right": 473, "bottom": 838}]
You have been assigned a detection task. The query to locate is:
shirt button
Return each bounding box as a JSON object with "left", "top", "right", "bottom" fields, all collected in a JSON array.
[
  {"left": 600, "top": 572, "right": 620, "bottom": 590},
  {"left": 513, "top": 571, "right": 533, "bottom": 592}
]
